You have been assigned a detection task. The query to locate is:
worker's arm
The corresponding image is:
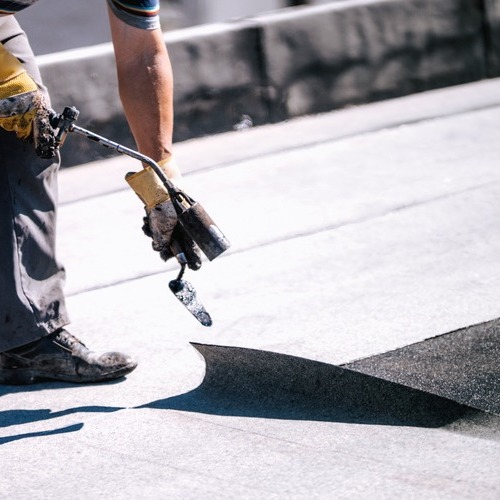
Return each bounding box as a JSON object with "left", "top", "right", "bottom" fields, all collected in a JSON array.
[
  {"left": 108, "top": 8, "right": 180, "bottom": 181},
  {"left": 109, "top": 7, "right": 201, "bottom": 269}
]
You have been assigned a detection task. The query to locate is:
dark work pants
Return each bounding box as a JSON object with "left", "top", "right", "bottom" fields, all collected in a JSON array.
[{"left": 0, "top": 16, "right": 69, "bottom": 352}]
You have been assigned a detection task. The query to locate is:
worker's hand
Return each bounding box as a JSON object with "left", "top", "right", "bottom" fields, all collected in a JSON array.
[
  {"left": 125, "top": 161, "right": 202, "bottom": 270},
  {"left": 142, "top": 212, "right": 202, "bottom": 270},
  {"left": 0, "top": 43, "right": 56, "bottom": 158}
]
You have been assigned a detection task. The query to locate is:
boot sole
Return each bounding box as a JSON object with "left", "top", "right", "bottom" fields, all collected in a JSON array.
[{"left": 0, "top": 363, "right": 137, "bottom": 385}]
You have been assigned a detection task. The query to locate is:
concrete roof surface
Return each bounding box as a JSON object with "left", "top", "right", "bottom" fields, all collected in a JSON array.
[{"left": 2, "top": 78, "right": 500, "bottom": 498}]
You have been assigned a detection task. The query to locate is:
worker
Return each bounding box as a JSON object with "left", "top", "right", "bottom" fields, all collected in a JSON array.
[{"left": 0, "top": 0, "right": 196, "bottom": 384}]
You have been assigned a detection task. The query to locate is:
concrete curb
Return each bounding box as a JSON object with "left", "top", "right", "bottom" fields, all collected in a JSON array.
[{"left": 38, "top": 0, "right": 500, "bottom": 166}]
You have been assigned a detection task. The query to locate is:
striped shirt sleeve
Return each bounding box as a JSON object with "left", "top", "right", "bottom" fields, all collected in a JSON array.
[
  {"left": 0, "top": 0, "right": 37, "bottom": 15},
  {"left": 107, "top": 0, "right": 160, "bottom": 30},
  {"left": 0, "top": 0, "right": 160, "bottom": 30}
]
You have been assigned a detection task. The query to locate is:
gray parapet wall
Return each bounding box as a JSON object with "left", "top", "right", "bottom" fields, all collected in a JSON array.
[{"left": 38, "top": 0, "right": 499, "bottom": 167}]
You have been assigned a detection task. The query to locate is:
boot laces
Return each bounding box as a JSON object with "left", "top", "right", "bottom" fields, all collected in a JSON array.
[{"left": 53, "top": 329, "right": 86, "bottom": 352}]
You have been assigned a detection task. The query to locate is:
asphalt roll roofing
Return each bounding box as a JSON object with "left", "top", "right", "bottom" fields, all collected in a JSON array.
[
  {"left": 140, "top": 342, "right": 500, "bottom": 442},
  {"left": 345, "top": 318, "right": 500, "bottom": 416}
]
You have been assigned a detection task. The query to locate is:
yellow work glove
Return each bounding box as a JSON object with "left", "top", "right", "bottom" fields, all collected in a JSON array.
[
  {"left": 125, "top": 158, "right": 202, "bottom": 270},
  {"left": 0, "top": 43, "right": 56, "bottom": 158}
]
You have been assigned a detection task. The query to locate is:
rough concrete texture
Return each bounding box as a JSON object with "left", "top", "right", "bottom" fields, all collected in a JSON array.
[
  {"left": 38, "top": 0, "right": 498, "bottom": 166},
  {"left": 166, "top": 24, "right": 269, "bottom": 141},
  {"left": 2, "top": 80, "right": 500, "bottom": 498},
  {"left": 39, "top": 46, "right": 131, "bottom": 165},
  {"left": 485, "top": 0, "right": 500, "bottom": 76},
  {"left": 258, "top": 0, "right": 485, "bottom": 119}
]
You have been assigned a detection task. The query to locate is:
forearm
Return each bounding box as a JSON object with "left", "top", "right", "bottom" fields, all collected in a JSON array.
[
  {"left": 109, "top": 10, "right": 176, "bottom": 168},
  {"left": 118, "top": 39, "right": 174, "bottom": 161}
]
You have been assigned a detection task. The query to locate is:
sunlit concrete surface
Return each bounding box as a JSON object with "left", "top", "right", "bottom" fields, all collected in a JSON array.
[{"left": 2, "top": 79, "right": 500, "bottom": 498}]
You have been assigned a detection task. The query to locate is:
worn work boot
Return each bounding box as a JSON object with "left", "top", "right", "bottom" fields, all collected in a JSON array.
[{"left": 0, "top": 329, "right": 138, "bottom": 385}]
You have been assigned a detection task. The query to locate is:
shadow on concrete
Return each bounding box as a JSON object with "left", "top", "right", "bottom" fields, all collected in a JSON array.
[
  {"left": 0, "top": 405, "right": 122, "bottom": 446},
  {"left": 0, "top": 406, "right": 123, "bottom": 428},
  {"left": 0, "top": 377, "right": 127, "bottom": 398},
  {"left": 0, "top": 381, "right": 126, "bottom": 445},
  {"left": 2, "top": 344, "right": 499, "bottom": 446},
  {"left": 0, "top": 423, "right": 84, "bottom": 445},
  {"left": 141, "top": 344, "right": 500, "bottom": 439}
]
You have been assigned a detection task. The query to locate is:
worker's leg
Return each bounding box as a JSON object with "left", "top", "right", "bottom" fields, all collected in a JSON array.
[
  {"left": 0, "top": 16, "right": 137, "bottom": 384},
  {"left": 0, "top": 16, "right": 69, "bottom": 352}
]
